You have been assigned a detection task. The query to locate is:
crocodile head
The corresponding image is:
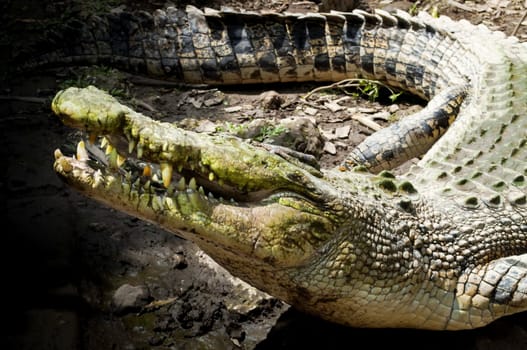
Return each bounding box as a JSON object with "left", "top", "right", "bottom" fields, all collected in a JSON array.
[{"left": 52, "top": 86, "right": 353, "bottom": 284}]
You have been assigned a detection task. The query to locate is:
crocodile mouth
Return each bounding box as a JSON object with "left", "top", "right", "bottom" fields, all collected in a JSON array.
[
  {"left": 54, "top": 135, "right": 278, "bottom": 205},
  {"left": 51, "top": 86, "right": 327, "bottom": 212}
]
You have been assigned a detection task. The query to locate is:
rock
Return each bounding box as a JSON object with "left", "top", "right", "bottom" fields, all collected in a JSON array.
[
  {"left": 224, "top": 105, "right": 243, "bottom": 113},
  {"left": 188, "top": 97, "right": 202, "bottom": 109},
  {"left": 194, "top": 120, "right": 218, "bottom": 133},
  {"left": 321, "top": 129, "right": 338, "bottom": 141},
  {"left": 324, "top": 101, "right": 345, "bottom": 112},
  {"left": 371, "top": 110, "right": 391, "bottom": 121},
  {"left": 323, "top": 142, "right": 337, "bottom": 155},
  {"left": 203, "top": 96, "right": 223, "bottom": 107},
  {"left": 303, "top": 106, "right": 318, "bottom": 116},
  {"left": 335, "top": 125, "right": 351, "bottom": 139},
  {"left": 234, "top": 117, "right": 325, "bottom": 157},
  {"left": 112, "top": 284, "right": 151, "bottom": 315},
  {"left": 259, "top": 90, "right": 284, "bottom": 110},
  {"left": 388, "top": 104, "right": 400, "bottom": 113}
]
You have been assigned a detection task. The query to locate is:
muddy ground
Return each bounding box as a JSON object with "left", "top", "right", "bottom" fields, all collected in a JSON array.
[{"left": 2, "top": 0, "right": 527, "bottom": 349}]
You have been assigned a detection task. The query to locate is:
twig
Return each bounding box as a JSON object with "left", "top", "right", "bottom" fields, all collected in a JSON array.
[
  {"left": 139, "top": 297, "right": 178, "bottom": 313},
  {"left": 303, "top": 79, "right": 361, "bottom": 100},
  {"left": 512, "top": 10, "right": 527, "bottom": 37},
  {"left": 303, "top": 78, "right": 400, "bottom": 102},
  {"left": 132, "top": 98, "right": 157, "bottom": 112},
  {"left": 300, "top": 99, "right": 325, "bottom": 110},
  {"left": 352, "top": 114, "right": 383, "bottom": 132}
]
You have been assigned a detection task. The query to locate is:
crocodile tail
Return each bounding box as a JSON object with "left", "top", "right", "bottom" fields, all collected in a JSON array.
[
  {"left": 13, "top": 10, "right": 160, "bottom": 77},
  {"left": 13, "top": 5, "right": 452, "bottom": 90},
  {"left": 17, "top": 5, "right": 368, "bottom": 84}
]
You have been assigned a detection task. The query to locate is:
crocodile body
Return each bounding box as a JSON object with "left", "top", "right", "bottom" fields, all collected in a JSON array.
[{"left": 49, "top": 6, "right": 527, "bottom": 330}]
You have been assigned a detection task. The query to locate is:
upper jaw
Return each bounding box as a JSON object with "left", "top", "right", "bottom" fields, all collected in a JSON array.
[{"left": 51, "top": 86, "right": 326, "bottom": 204}]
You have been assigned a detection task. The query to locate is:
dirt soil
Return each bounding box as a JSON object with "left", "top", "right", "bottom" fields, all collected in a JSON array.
[{"left": 2, "top": 0, "right": 527, "bottom": 349}]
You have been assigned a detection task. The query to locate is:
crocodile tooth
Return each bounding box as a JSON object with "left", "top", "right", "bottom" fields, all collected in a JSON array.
[
  {"left": 125, "top": 171, "right": 132, "bottom": 182},
  {"left": 104, "top": 143, "right": 114, "bottom": 155},
  {"left": 152, "top": 173, "right": 160, "bottom": 183},
  {"left": 93, "top": 169, "right": 103, "bottom": 188},
  {"left": 133, "top": 177, "right": 141, "bottom": 189},
  {"left": 101, "top": 137, "right": 109, "bottom": 149},
  {"left": 76, "top": 140, "right": 89, "bottom": 161},
  {"left": 208, "top": 191, "right": 214, "bottom": 199},
  {"left": 54, "top": 149, "right": 63, "bottom": 160},
  {"left": 117, "top": 154, "right": 126, "bottom": 167},
  {"left": 153, "top": 195, "right": 164, "bottom": 211},
  {"left": 189, "top": 190, "right": 200, "bottom": 207},
  {"left": 160, "top": 162, "right": 173, "bottom": 188},
  {"left": 198, "top": 186, "right": 205, "bottom": 195},
  {"left": 164, "top": 196, "right": 176, "bottom": 210},
  {"left": 208, "top": 172, "right": 215, "bottom": 181},
  {"left": 143, "top": 165, "right": 152, "bottom": 177},
  {"left": 177, "top": 164, "right": 183, "bottom": 173},
  {"left": 177, "top": 177, "right": 186, "bottom": 191},
  {"left": 55, "top": 152, "right": 73, "bottom": 172},
  {"left": 89, "top": 133, "right": 97, "bottom": 144},
  {"left": 189, "top": 177, "right": 197, "bottom": 190},
  {"left": 128, "top": 138, "right": 136, "bottom": 154}
]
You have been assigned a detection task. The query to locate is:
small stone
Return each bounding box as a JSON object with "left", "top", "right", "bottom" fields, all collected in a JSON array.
[
  {"left": 324, "top": 101, "right": 344, "bottom": 112},
  {"left": 304, "top": 106, "right": 318, "bottom": 116},
  {"left": 388, "top": 104, "right": 400, "bottom": 113},
  {"left": 188, "top": 97, "right": 202, "bottom": 109},
  {"left": 371, "top": 111, "right": 391, "bottom": 121},
  {"left": 323, "top": 142, "right": 337, "bottom": 155},
  {"left": 112, "top": 284, "right": 151, "bottom": 315},
  {"left": 195, "top": 120, "right": 218, "bottom": 133},
  {"left": 259, "top": 90, "right": 284, "bottom": 110},
  {"left": 224, "top": 106, "right": 243, "bottom": 113},
  {"left": 204, "top": 96, "right": 224, "bottom": 107},
  {"left": 335, "top": 125, "right": 351, "bottom": 138},
  {"left": 321, "top": 129, "right": 337, "bottom": 140},
  {"left": 357, "top": 107, "right": 378, "bottom": 113}
]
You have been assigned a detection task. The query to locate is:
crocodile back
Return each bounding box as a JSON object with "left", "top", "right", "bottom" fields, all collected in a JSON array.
[{"left": 406, "top": 14, "right": 527, "bottom": 210}]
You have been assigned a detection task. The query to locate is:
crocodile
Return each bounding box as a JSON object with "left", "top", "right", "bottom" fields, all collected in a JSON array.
[{"left": 48, "top": 6, "right": 527, "bottom": 330}]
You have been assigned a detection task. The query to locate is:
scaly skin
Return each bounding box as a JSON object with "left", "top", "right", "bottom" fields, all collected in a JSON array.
[{"left": 50, "top": 7, "right": 527, "bottom": 330}]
